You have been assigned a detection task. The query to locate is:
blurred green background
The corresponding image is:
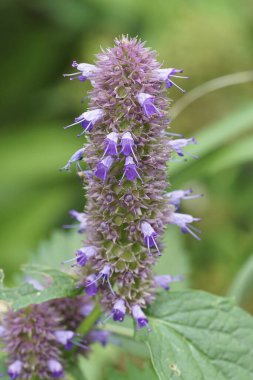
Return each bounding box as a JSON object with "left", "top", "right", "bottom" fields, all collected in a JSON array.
[{"left": 1, "top": 0, "right": 253, "bottom": 311}]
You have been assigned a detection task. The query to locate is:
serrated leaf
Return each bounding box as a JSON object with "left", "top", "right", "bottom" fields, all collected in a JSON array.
[
  {"left": 144, "top": 290, "right": 253, "bottom": 380},
  {"left": 0, "top": 268, "right": 78, "bottom": 311}
]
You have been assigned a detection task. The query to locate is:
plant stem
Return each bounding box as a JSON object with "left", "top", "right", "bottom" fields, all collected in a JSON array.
[
  {"left": 77, "top": 302, "right": 102, "bottom": 336},
  {"left": 171, "top": 70, "right": 253, "bottom": 119},
  {"left": 99, "top": 323, "right": 134, "bottom": 338}
]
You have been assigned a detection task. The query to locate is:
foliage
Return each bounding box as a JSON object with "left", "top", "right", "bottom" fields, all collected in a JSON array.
[
  {"left": 144, "top": 291, "right": 253, "bottom": 380},
  {"left": 0, "top": 266, "right": 78, "bottom": 310}
]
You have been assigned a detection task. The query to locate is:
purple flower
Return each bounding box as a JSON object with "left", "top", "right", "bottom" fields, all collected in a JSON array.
[
  {"left": 95, "top": 156, "right": 114, "bottom": 181},
  {"left": 60, "top": 147, "right": 85, "bottom": 172},
  {"left": 137, "top": 92, "right": 161, "bottom": 118},
  {"left": 101, "top": 132, "right": 119, "bottom": 159},
  {"left": 169, "top": 137, "right": 198, "bottom": 158},
  {"left": 0, "top": 326, "right": 5, "bottom": 337},
  {"left": 62, "top": 246, "right": 96, "bottom": 267},
  {"left": 169, "top": 212, "right": 201, "bottom": 240},
  {"left": 63, "top": 61, "right": 97, "bottom": 82},
  {"left": 166, "top": 188, "right": 203, "bottom": 209},
  {"left": 86, "top": 265, "right": 114, "bottom": 294},
  {"left": 64, "top": 109, "right": 104, "bottom": 137},
  {"left": 79, "top": 300, "right": 94, "bottom": 317},
  {"left": 131, "top": 305, "right": 150, "bottom": 330},
  {"left": 48, "top": 359, "right": 64, "bottom": 378},
  {"left": 154, "top": 68, "right": 188, "bottom": 92},
  {"left": 154, "top": 275, "right": 183, "bottom": 290},
  {"left": 112, "top": 299, "right": 126, "bottom": 322},
  {"left": 87, "top": 330, "right": 109, "bottom": 346},
  {"left": 141, "top": 221, "right": 161, "bottom": 256},
  {"left": 63, "top": 209, "right": 87, "bottom": 233},
  {"left": 120, "top": 132, "right": 138, "bottom": 162},
  {"left": 54, "top": 330, "right": 74, "bottom": 350},
  {"left": 119, "top": 157, "right": 143, "bottom": 185},
  {"left": 85, "top": 274, "right": 98, "bottom": 296},
  {"left": 7, "top": 361, "right": 22, "bottom": 380}
]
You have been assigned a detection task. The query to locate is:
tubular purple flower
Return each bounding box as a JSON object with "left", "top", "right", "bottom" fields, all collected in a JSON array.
[
  {"left": 166, "top": 188, "right": 203, "bottom": 209},
  {"left": 169, "top": 137, "right": 198, "bottom": 158},
  {"left": 63, "top": 246, "right": 96, "bottom": 267},
  {"left": 7, "top": 361, "right": 22, "bottom": 380},
  {"left": 54, "top": 330, "right": 75, "bottom": 350},
  {"left": 60, "top": 148, "right": 85, "bottom": 172},
  {"left": 119, "top": 156, "right": 143, "bottom": 185},
  {"left": 95, "top": 156, "right": 114, "bottom": 181},
  {"left": 132, "top": 305, "right": 149, "bottom": 330},
  {"left": 169, "top": 212, "right": 201, "bottom": 240},
  {"left": 120, "top": 132, "right": 138, "bottom": 162},
  {"left": 141, "top": 221, "right": 161, "bottom": 256},
  {"left": 64, "top": 109, "right": 104, "bottom": 137},
  {"left": 48, "top": 360, "right": 63, "bottom": 379},
  {"left": 101, "top": 132, "right": 119, "bottom": 159},
  {"left": 63, "top": 61, "right": 97, "bottom": 82},
  {"left": 64, "top": 210, "right": 87, "bottom": 233},
  {"left": 112, "top": 299, "right": 126, "bottom": 322},
  {"left": 86, "top": 265, "right": 114, "bottom": 294},
  {"left": 80, "top": 300, "right": 94, "bottom": 317},
  {"left": 85, "top": 274, "right": 99, "bottom": 296},
  {"left": 0, "top": 326, "right": 5, "bottom": 337},
  {"left": 137, "top": 92, "right": 161, "bottom": 118},
  {"left": 87, "top": 330, "right": 109, "bottom": 347},
  {"left": 154, "top": 68, "right": 188, "bottom": 92},
  {"left": 154, "top": 275, "right": 183, "bottom": 290}
]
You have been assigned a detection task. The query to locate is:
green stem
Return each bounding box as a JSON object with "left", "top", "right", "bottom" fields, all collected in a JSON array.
[
  {"left": 99, "top": 323, "right": 134, "bottom": 338},
  {"left": 77, "top": 303, "right": 102, "bottom": 336},
  {"left": 171, "top": 70, "right": 253, "bottom": 119}
]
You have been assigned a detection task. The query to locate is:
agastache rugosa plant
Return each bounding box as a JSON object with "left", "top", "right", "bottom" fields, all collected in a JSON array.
[{"left": 63, "top": 36, "right": 201, "bottom": 329}]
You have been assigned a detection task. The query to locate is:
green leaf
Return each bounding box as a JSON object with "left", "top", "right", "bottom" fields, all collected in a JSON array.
[
  {"left": 228, "top": 254, "right": 253, "bottom": 305},
  {"left": 144, "top": 290, "right": 253, "bottom": 380},
  {"left": 105, "top": 360, "right": 158, "bottom": 380},
  {"left": 30, "top": 230, "right": 82, "bottom": 269},
  {"left": 0, "top": 267, "right": 78, "bottom": 311}
]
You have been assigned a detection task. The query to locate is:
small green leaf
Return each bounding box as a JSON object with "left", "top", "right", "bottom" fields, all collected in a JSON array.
[
  {"left": 0, "top": 268, "right": 79, "bottom": 311},
  {"left": 144, "top": 290, "right": 253, "bottom": 380}
]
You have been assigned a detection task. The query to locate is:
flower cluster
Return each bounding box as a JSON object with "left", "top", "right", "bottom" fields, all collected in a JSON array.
[
  {"left": 62, "top": 36, "right": 201, "bottom": 329},
  {"left": 0, "top": 296, "right": 108, "bottom": 380}
]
